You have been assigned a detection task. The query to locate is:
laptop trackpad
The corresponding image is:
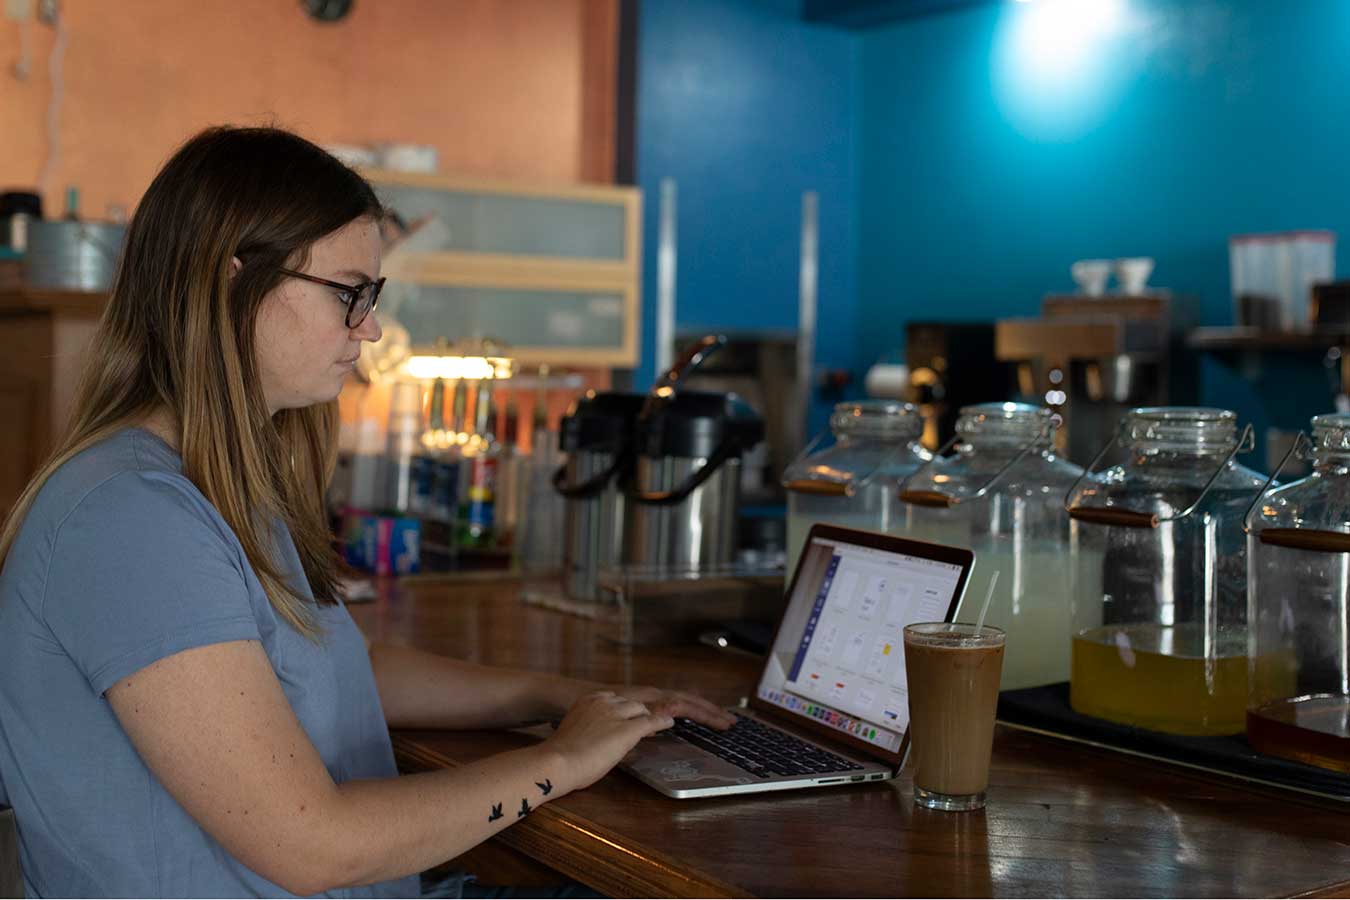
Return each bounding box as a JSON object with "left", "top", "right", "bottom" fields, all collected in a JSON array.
[{"left": 624, "top": 734, "right": 760, "bottom": 787}]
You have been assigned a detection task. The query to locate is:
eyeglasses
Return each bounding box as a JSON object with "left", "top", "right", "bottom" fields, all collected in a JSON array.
[{"left": 277, "top": 267, "right": 385, "bottom": 329}]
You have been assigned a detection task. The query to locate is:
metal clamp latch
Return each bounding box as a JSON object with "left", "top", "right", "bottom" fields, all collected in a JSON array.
[
  {"left": 898, "top": 420, "right": 1053, "bottom": 509},
  {"left": 1065, "top": 424, "right": 1255, "bottom": 529}
]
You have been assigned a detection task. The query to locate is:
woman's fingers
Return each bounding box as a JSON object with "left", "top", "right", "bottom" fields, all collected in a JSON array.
[
  {"left": 608, "top": 698, "right": 651, "bottom": 719},
  {"left": 600, "top": 685, "right": 737, "bottom": 729},
  {"left": 631, "top": 712, "right": 676, "bottom": 739},
  {"left": 651, "top": 693, "right": 736, "bottom": 729}
]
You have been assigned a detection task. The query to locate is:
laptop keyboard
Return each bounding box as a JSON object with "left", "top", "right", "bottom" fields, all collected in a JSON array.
[{"left": 671, "top": 714, "right": 866, "bottom": 779}]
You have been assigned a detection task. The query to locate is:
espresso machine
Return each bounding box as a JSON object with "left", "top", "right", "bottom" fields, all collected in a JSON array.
[
  {"left": 995, "top": 294, "right": 1199, "bottom": 464},
  {"left": 903, "top": 322, "right": 1016, "bottom": 450}
]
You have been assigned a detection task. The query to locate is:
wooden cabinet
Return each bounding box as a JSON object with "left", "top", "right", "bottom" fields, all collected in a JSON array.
[
  {"left": 364, "top": 170, "right": 642, "bottom": 367},
  {"left": 0, "top": 290, "right": 104, "bottom": 515}
]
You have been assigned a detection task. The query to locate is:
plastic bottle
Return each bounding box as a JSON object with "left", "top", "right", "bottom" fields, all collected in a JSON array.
[
  {"left": 384, "top": 381, "right": 423, "bottom": 513},
  {"left": 459, "top": 379, "right": 499, "bottom": 549}
]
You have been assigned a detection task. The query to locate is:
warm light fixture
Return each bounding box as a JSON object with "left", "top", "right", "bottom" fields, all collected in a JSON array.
[
  {"left": 402, "top": 335, "right": 515, "bottom": 381},
  {"left": 404, "top": 355, "right": 513, "bottom": 381}
]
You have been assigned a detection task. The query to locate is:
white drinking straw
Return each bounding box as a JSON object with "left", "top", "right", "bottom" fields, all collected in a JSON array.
[{"left": 973, "top": 570, "right": 1000, "bottom": 637}]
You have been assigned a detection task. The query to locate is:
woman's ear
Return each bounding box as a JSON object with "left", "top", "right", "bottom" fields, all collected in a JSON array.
[{"left": 229, "top": 257, "right": 243, "bottom": 278}]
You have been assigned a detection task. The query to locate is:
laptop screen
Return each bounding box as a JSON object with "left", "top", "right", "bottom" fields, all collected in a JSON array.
[{"left": 753, "top": 527, "right": 972, "bottom": 762}]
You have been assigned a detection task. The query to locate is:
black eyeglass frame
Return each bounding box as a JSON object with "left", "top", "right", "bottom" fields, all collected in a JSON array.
[{"left": 277, "top": 267, "right": 386, "bottom": 329}]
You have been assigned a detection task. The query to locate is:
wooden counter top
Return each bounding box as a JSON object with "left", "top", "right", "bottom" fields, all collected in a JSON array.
[
  {"left": 0, "top": 287, "right": 106, "bottom": 316},
  {"left": 349, "top": 576, "right": 1350, "bottom": 899}
]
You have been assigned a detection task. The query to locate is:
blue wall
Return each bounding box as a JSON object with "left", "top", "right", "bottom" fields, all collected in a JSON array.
[
  {"left": 635, "top": 0, "right": 859, "bottom": 434},
  {"left": 858, "top": 0, "right": 1350, "bottom": 460}
]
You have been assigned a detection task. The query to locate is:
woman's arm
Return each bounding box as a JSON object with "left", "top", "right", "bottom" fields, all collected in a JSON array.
[
  {"left": 108, "top": 640, "right": 669, "bottom": 894},
  {"left": 368, "top": 642, "right": 593, "bottom": 729},
  {"left": 368, "top": 641, "right": 736, "bottom": 731}
]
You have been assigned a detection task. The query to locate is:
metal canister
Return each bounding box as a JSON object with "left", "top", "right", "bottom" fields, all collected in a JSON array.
[
  {"left": 23, "top": 220, "right": 126, "bottom": 291},
  {"left": 555, "top": 391, "right": 645, "bottom": 602},
  {"left": 624, "top": 390, "right": 765, "bottom": 569}
]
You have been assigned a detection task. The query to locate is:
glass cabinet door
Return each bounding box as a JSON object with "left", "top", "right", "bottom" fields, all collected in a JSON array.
[
  {"left": 390, "top": 283, "right": 634, "bottom": 366},
  {"left": 365, "top": 170, "right": 640, "bottom": 367}
]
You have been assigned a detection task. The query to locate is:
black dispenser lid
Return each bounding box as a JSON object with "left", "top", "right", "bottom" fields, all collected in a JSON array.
[
  {"left": 635, "top": 390, "right": 765, "bottom": 459},
  {"left": 559, "top": 391, "right": 645, "bottom": 453}
]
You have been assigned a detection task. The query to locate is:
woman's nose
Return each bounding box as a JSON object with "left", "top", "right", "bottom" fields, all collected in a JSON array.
[{"left": 353, "top": 311, "right": 383, "bottom": 343}]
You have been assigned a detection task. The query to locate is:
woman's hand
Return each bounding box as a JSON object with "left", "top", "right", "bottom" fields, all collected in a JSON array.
[
  {"left": 609, "top": 685, "right": 737, "bottom": 731},
  {"left": 544, "top": 691, "right": 675, "bottom": 792}
]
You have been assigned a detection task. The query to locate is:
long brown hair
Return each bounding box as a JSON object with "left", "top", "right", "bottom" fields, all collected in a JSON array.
[{"left": 0, "top": 126, "right": 382, "bottom": 637}]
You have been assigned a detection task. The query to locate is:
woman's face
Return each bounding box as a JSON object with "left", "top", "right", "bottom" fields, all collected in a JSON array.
[{"left": 253, "top": 216, "right": 383, "bottom": 414}]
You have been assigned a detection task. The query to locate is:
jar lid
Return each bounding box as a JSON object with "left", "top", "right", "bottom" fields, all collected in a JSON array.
[
  {"left": 1311, "top": 413, "right": 1350, "bottom": 453},
  {"left": 560, "top": 391, "right": 645, "bottom": 452},
  {"left": 830, "top": 400, "right": 923, "bottom": 441},
  {"left": 955, "top": 402, "right": 1054, "bottom": 446},
  {"left": 1121, "top": 407, "right": 1238, "bottom": 449}
]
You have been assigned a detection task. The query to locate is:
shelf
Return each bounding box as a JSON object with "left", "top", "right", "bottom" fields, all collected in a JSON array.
[
  {"left": 0, "top": 288, "right": 107, "bottom": 316},
  {"left": 1187, "top": 326, "right": 1350, "bottom": 352}
]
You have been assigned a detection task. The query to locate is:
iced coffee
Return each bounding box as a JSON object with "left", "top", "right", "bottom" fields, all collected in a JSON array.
[{"left": 903, "top": 622, "right": 1005, "bottom": 811}]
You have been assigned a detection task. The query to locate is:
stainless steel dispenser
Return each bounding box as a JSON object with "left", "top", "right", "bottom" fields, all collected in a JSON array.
[
  {"left": 554, "top": 391, "right": 645, "bottom": 602},
  {"left": 624, "top": 336, "right": 766, "bottom": 569}
]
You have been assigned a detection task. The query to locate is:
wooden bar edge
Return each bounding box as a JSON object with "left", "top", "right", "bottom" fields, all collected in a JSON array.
[
  {"left": 393, "top": 737, "right": 754, "bottom": 899},
  {"left": 1286, "top": 878, "right": 1350, "bottom": 899}
]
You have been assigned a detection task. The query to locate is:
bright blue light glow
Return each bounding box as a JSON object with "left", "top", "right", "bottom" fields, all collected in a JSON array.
[
  {"left": 1014, "top": 0, "right": 1124, "bottom": 74},
  {"left": 993, "top": 0, "right": 1137, "bottom": 141}
]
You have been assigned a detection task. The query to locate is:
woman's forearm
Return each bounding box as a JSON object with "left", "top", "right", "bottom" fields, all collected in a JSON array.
[
  {"left": 317, "top": 743, "right": 571, "bottom": 892},
  {"left": 368, "top": 642, "right": 597, "bottom": 730}
]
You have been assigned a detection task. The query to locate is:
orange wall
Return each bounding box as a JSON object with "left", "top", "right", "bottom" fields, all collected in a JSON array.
[{"left": 0, "top": 0, "right": 617, "bottom": 219}]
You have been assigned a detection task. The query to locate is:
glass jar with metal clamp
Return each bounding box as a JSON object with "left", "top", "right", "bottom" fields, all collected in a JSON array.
[
  {"left": 781, "top": 400, "right": 932, "bottom": 581},
  {"left": 899, "top": 402, "right": 1083, "bottom": 690},
  {"left": 1065, "top": 407, "right": 1266, "bottom": 736},
  {"left": 1245, "top": 413, "right": 1350, "bottom": 771}
]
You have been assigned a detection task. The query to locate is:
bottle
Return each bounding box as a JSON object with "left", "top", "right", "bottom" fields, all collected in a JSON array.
[
  {"left": 407, "top": 379, "right": 435, "bottom": 516},
  {"left": 348, "top": 418, "right": 384, "bottom": 512},
  {"left": 496, "top": 393, "right": 522, "bottom": 550},
  {"left": 459, "top": 379, "right": 500, "bottom": 549},
  {"left": 384, "top": 381, "right": 423, "bottom": 514},
  {"left": 516, "top": 370, "right": 567, "bottom": 574},
  {"left": 532, "top": 369, "right": 552, "bottom": 454},
  {"left": 503, "top": 393, "right": 520, "bottom": 448},
  {"left": 63, "top": 186, "right": 79, "bottom": 222},
  {"left": 448, "top": 377, "right": 468, "bottom": 448},
  {"left": 424, "top": 377, "right": 463, "bottom": 530}
]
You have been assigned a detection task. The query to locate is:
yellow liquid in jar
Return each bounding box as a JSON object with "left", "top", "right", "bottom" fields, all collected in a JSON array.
[{"left": 1071, "top": 624, "right": 1248, "bottom": 736}]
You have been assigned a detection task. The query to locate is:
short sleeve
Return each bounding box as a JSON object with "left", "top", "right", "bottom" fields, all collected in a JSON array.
[{"left": 41, "top": 471, "right": 262, "bottom": 696}]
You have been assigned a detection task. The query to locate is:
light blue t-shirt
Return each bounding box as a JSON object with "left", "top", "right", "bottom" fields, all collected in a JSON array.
[{"left": 0, "top": 429, "right": 419, "bottom": 898}]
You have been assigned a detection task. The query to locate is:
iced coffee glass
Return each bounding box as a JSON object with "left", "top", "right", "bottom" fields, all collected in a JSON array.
[{"left": 903, "top": 622, "right": 1006, "bottom": 811}]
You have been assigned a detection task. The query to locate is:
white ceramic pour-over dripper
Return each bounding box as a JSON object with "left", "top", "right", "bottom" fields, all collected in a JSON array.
[
  {"left": 1071, "top": 259, "right": 1112, "bottom": 296},
  {"left": 1115, "top": 257, "right": 1155, "bottom": 295}
]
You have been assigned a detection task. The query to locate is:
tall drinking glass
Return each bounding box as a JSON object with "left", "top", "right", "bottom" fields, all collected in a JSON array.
[{"left": 904, "top": 623, "right": 1005, "bottom": 811}]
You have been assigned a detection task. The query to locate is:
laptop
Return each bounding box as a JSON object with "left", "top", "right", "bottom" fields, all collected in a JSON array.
[{"left": 621, "top": 523, "right": 975, "bottom": 799}]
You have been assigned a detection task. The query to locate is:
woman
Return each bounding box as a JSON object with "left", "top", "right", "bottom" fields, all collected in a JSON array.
[{"left": 0, "top": 127, "right": 733, "bottom": 898}]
